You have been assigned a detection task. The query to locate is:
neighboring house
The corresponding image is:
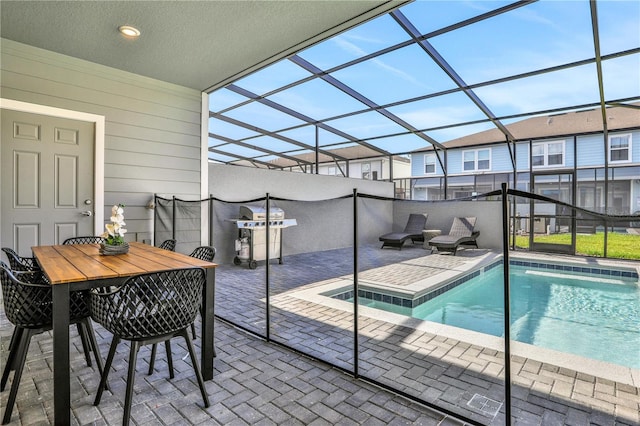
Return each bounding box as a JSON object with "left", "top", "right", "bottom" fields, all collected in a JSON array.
[
  {"left": 317, "top": 156, "right": 411, "bottom": 181},
  {"left": 269, "top": 145, "right": 412, "bottom": 181},
  {"left": 408, "top": 105, "right": 640, "bottom": 215}
]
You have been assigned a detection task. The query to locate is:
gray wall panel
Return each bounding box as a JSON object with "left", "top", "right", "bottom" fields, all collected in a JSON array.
[
  {"left": 105, "top": 149, "right": 200, "bottom": 171},
  {"left": 1, "top": 71, "right": 201, "bottom": 124},
  {"left": 106, "top": 121, "right": 200, "bottom": 148},
  {"left": 2, "top": 43, "right": 200, "bottom": 109},
  {"left": 1, "top": 39, "right": 203, "bottom": 242},
  {"left": 391, "top": 200, "right": 502, "bottom": 250},
  {"left": 209, "top": 163, "right": 395, "bottom": 263},
  {"left": 209, "top": 163, "right": 394, "bottom": 201}
]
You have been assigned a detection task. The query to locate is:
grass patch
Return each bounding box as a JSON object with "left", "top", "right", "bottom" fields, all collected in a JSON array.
[{"left": 514, "top": 232, "right": 640, "bottom": 260}]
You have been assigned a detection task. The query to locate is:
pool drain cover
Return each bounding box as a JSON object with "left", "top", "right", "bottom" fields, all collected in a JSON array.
[{"left": 467, "top": 394, "right": 502, "bottom": 417}]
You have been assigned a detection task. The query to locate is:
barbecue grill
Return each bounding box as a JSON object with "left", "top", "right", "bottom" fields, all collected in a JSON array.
[{"left": 230, "top": 205, "right": 297, "bottom": 269}]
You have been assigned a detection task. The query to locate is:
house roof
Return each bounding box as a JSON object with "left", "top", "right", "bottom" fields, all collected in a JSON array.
[
  {"left": 417, "top": 103, "right": 640, "bottom": 151},
  {"left": 261, "top": 145, "right": 409, "bottom": 170}
]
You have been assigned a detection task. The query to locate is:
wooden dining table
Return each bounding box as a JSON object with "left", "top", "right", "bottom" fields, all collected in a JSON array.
[{"left": 32, "top": 241, "right": 217, "bottom": 425}]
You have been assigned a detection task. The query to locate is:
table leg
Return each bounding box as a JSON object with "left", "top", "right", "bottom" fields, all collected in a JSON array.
[
  {"left": 201, "top": 268, "right": 215, "bottom": 380},
  {"left": 52, "top": 284, "right": 70, "bottom": 425}
]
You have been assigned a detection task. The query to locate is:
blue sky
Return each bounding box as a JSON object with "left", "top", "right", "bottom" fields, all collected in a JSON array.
[{"left": 208, "top": 0, "right": 640, "bottom": 162}]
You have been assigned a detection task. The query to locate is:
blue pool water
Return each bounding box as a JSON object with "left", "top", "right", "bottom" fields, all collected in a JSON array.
[{"left": 354, "top": 264, "right": 640, "bottom": 369}]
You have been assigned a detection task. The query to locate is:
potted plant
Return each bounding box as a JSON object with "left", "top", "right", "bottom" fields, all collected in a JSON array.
[{"left": 100, "top": 204, "right": 129, "bottom": 255}]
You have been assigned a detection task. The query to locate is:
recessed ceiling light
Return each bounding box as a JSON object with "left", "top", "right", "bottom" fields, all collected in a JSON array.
[{"left": 118, "top": 25, "right": 140, "bottom": 38}]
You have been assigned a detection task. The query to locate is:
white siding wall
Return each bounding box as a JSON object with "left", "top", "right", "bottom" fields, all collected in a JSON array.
[
  {"left": 391, "top": 158, "right": 411, "bottom": 178},
  {"left": 1, "top": 39, "right": 203, "bottom": 243}
]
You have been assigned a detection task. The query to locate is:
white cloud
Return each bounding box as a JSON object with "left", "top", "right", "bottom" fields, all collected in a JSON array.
[
  {"left": 473, "top": 66, "right": 600, "bottom": 115},
  {"left": 332, "top": 36, "right": 367, "bottom": 57},
  {"left": 394, "top": 105, "right": 482, "bottom": 129},
  {"left": 333, "top": 36, "right": 427, "bottom": 90}
]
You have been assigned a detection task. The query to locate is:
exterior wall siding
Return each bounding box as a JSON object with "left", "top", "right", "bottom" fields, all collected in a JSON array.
[
  {"left": 489, "top": 145, "right": 513, "bottom": 172},
  {"left": 408, "top": 127, "right": 640, "bottom": 213},
  {"left": 515, "top": 142, "right": 529, "bottom": 171},
  {"left": 576, "top": 134, "right": 604, "bottom": 167},
  {"left": 411, "top": 154, "right": 426, "bottom": 176},
  {"left": 632, "top": 130, "right": 640, "bottom": 162},
  {"left": 412, "top": 131, "right": 640, "bottom": 176},
  {"left": 1, "top": 38, "right": 203, "bottom": 244},
  {"left": 447, "top": 150, "right": 463, "bottom": 174},
  {"left": 411, "top": 152, "right": 444, "bottom": 176}
]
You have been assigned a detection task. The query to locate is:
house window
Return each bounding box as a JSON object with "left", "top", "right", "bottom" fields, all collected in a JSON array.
[
  {"left": 532, "top": 141, "right": 564, "bottom": 167},
  {"left": 609, "top": 134, "right": 631, "bottom": 163},
  {"left": 462, "top": 148, "right": 491, "bottom": 172},
  {"left": 362, "top": 162, "right": 371, "bottom": 180},
  {"left": 424, "top": 154, "right": 436, "bottom": 174},
  {"left": 328, "top": 166, "right": 336, "bottom": 175}
]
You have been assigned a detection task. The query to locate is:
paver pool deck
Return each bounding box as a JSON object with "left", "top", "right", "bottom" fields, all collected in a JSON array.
[
  {"left": 2, "top": 244, "right": 638, "bottom": 424},
  {"left": 217, "top": 245, "right": 640, "bottom": 425}
]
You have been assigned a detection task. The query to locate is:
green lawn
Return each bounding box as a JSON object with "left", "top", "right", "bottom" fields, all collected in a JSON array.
[{"left": 514, "top": 232, "right": 640, "bottom": 260}]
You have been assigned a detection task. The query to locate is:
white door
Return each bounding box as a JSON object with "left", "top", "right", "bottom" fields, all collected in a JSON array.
[{"left": 1, "top": 109, "right": 95, "bottom": 255}]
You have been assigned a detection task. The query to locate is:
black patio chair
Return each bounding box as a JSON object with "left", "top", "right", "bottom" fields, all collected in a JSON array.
[
  {"left": 148, "top": 246, "right": 216, "bottom": 375},
  {"left": 158, "top": 239, "right": 177, "bottom": 251},
  {"left": 63, "top": 236, "right": 105, "bottom": 245},
  {"left": 379, "top": 213, "right": 428, "bottom": 249},
  {"left": 91, "top": 268, "right": 209, "bottom": 425},
  {"left": 187, "top": 246, "right": 215, "bottom": 337},
  {"left": 1, "top": 247, "right": 101, "bottom": 368},
  {"left": 0, "top": 262, "right": 106, "bottom": 425},
  {"left": 428, "top": 217, "right": 480, "bottom": 255},
  {"left": 189, "top": 246, "right": 216, "bottom": 261},
  {"left": 1, "top": 248, "right": 39, "bottom": 272}
]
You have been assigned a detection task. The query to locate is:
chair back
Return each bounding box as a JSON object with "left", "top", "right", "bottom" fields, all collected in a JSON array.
[
  {"left": 189, "top": 246, "right": 216, "bottom": 262},
  {"left": 0, "top": 262, "right": 52, "bottom": 328},
  {"left": 2, "top": 248, "right": 39, "bottom": 271},
  {"left": 403, "top": 214, "right": 428, "bottom": 234},
  {"left": 0, "top": 260, "right": 90, "bottom": 326},
  {"left": 449, "top": 217, "right": 477, "bottom": 237},
  {"left": 158, "top": 239, "right": 177, "bottom": 251},
  {"left": 90, "top": 268, "right": 205, "bottom": 340},
  {"left": 63, "top": 236, "right": 105, "bottom": 245}
]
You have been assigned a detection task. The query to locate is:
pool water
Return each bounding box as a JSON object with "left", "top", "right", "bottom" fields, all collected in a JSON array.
[{"left": 356, "top": 265, "right": 640, "bottom": 369}]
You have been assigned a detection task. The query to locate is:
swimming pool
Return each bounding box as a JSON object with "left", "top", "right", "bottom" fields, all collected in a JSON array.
[{"left": 334, "top": 261, "right": 640, "bottom": 369}]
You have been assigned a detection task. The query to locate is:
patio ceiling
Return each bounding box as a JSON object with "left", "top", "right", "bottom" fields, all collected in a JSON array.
[
  {"left": 0, "top": 0, "right": 404, "bottom": 91},
  {"left": 207, "top": 0, "right": 640, "bottom": 170}
]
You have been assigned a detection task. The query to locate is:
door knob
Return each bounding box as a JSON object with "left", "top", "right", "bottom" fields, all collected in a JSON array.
[{"left": 81, "top": 210, "right": 93, "bottom": 217}]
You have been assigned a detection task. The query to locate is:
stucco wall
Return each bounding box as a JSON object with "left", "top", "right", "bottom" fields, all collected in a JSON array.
[
  {"left": 208, "top": 163, "right": 502, "bottom": 263},
  {"left": 209, "top": 163, "right": 394, "bottom": 201},
  {"left": 390, "top": 199, "right": 503, "bottom": 252},
  {"left": 209, "top": 163, "right": 395, "bottom": 263}
]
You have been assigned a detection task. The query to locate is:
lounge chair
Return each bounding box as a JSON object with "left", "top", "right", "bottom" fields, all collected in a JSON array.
[
  {"left": 429, "top": 217, "right": 479, "bottom": 255},
  {"left": 379, "top": 213, "right": 428, "bottom": 250}
]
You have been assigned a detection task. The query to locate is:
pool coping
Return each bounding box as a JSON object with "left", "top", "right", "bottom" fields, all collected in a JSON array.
[{"left": 283, "top": 251, "right": 640, "bottom": 387}]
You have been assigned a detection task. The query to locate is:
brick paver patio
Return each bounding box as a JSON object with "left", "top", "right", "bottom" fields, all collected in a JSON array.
[
  {"left": 0, "top": 309, "right": 456, "bottom": 425},
  {"left": 216, "top": 244, "right": 640, "bottom": 425},
  {"left": 2, "top": 243, "right": 638, "bottom": 425}
]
